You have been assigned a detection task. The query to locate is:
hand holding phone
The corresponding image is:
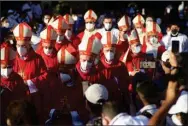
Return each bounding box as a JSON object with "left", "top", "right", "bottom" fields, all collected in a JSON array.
[{"left": 172, "top": 40, "right": 179, "bottom": 53}]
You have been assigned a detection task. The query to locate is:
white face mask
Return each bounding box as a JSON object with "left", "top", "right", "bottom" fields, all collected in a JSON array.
[
  {"left": 156, "top": 18, "right": 162, "bottom": 25},
  {"left": 1, "top": 68, "right": 13, "bottom": 78},
  {"left": 167, "top": 8, "right": 171, "bottom": 14},
  {"left": 80, "top": 61, "right": 93, "bottom": 72},
  {"left": 104, "top": 23, "right": 112, "bottom": 30},
  {"left": 150, "top": 37, "right": 158, "bottom": 45},
  {"left": 85, "top": 23, "right": 95, "bottom": 31},
  {"left": 136, "top": 28, "right": 143, "bottom": 34},
  {"left": 104, "top": 51, "right": 115, "bottom": 62},
  {"left": 65, "top": 30, "right": 72, "bottom": 40},
  {"left": 3, "top": 22, "right": 10, "bottom": 28},
  {"left": 17, "top": 46, "right": 27, "bottom": 57},
  {"left": 43, "top": 18, "right": 49, "bottom": 24},
  {"left": 123, "top": 33, "right": 128, "bottom": 40},
  {"left": 43, "top": 48, "right": 53, "bottom": 55},
  {"left": 132, "top": 45, "right": 141, "bottom": 54},
  {"left": 60, "top": 73, "right": 74, "bottom": 87}
]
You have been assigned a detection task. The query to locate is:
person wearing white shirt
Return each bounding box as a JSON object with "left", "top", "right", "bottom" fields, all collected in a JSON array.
[
  {"left": 97, "top": 14, "right": 119, "bottom": 38},
  {"left": 102, "top": 101, "right": 148, "bottom": 125},
  {"left": 161, "top": 23, "right": 188, "bottom": 53},
  {"left": 136, "top": 80, "right": 159, "bottom": 117}
]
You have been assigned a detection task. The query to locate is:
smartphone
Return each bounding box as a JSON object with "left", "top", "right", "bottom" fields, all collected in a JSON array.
[{"left": 172, "top": 40, "right": 179, "bottom": 53}]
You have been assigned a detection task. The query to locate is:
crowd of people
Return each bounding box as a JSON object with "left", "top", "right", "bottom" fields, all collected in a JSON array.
[{"left": 1, "top": 1, "right": 188, "bottom": 126}]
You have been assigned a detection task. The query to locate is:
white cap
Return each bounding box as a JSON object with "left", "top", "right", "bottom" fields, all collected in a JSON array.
[
  {"left": 13, "top": 22, "right": 32, "bottom": 43},
  {"left": 146, "top": 22, "right": 161, "bottom": 36},
  {"left": 40, "top": 25, "right": 57, "bottom": 44},
  {"left": 1, "top": 43, "right": 16, "bottom": 65},
  {"left": 63, "top": 14, "right": 74, "bottom": 25},
  {"left": 78, "top": 33, "right": 102, "bottom": 56},
  {"left": 57, "top": 44, "right": 77, "bottom": 65},
  {"left": 168, "top": 91, "right": 188, "bottom": 114},
  {"left": 85, "top": 84, "right": 108, "bottom": 104},
  {"left": 50, "top": 15, "right": 69, "bottom": 35},
  {"left": 132, "top": 14, "right": 145, "bottom": 26},
  {"left": 101, "top": 31, "right": 118, "bottom": 48},
  {"left": 161, "top": 50, "right": 170, "bottom": 62},
  {"left": 127, "top": 29, "right": 140, "bottom": 45},
  {"left": 84, "top": 9, "right": 97, "bottom": 22},
  {"left": 31, "top": 34, "right": 41, "bottom": 45},
  {"left": 117, "top": 15, "right": 131, "bottom": 31}
]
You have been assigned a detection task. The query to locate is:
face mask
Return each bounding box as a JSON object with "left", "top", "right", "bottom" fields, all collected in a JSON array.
[
  {"left": 3, "top": 22, "right": 10, "bottom": 28},
  {"left": 136, "top": 28, "right": 143, "bottom": 34},
  {"left": 104, "top": 51, "right": 115, "bottom": 62},
  {"left": 60, "top": 73, "right": 74, "bottom": 87},
  {"left": 104, "top": 23, "right": 112, "bottom": 31},
  {"left": 17, "top": 46, "right": 27, "bottom": 57},
  {"left": 44, "top": 18, "right": 49, "bottom": 24},
  {"left": 150, "top": 37, "right": 158, "bottom": 45},
  {"left": 171, "top": 29, "right": 179, "bottom": 36},
  {"left": 156, "top": 18, "right": 162, "bottom": 25},
  {"left": 1, "top": 68, "right": 13, "bottom": 78},
  {"left": 43, "top": 48, "right": 53, "bottom": 55},
  {"left": 167, "top": 8, "right": 171, "bottom": 14},
  {"left": 65, "top": 30, "right": 72, "bottom": 40},
  {"left": 146, "top": 21, "right": 153, "bottom": 26},
  {"left": 123, "top": 33, "right": 128, "bottom": 40},
  {"left": 132, "top": 45, "right": 141, "bottom": 54},
  {"left": 85, "top": 23, "right": 95, "bottom": 31},
  {"left": 171, "top": 115, "right": 182, "bottom": 125},
  {"left": 80, "top": 61, "right": 93, "bottom": 72}
]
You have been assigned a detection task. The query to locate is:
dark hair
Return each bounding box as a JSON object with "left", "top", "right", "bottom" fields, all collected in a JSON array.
[
  {"left": 136, "top": 80, "right": 159, "bottom": 104},
  {"left": 43, "top": 10, "right": 53, "bottom": 17},
  {"left": 6, "top": 100, "right": 39, "bottom": 125},
  {"left": 102, "top": 101, "right": 123, "bottom": 120},
  {"left": 86, "top": 99, "right": 106, "bottom": 117},
  {"left": 104, "top": 13, "right": 113, "bottom": 19},
  {"left": 178, "top": 112, "right": 188, "bottom": 125}
]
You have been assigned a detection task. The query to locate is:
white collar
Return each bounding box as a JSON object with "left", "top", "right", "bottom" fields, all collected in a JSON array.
[
  {"left": 109, "top": 113, "right": 128, "bottom": 125},
  {"left": 139, "top": 104, "right": 157, "bottom": 114}
]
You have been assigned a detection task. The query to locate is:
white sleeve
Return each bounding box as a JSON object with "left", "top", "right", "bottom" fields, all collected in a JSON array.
[
  {"left": 26, "top": 80, "right": 38, "bottom": 93},
  {"left": 160, "top": 35, "right": 171, "bottom": 50}
]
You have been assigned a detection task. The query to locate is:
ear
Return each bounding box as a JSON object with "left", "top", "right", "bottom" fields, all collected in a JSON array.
[
  {"left": 177, "top": 27, "right": 180, "bottom": 31},
  {"left": 6, "top": 118, "right": 12, "bottom": 126},
  {"left": 101, "top": 114, "right": 110, "bottom": 125}
]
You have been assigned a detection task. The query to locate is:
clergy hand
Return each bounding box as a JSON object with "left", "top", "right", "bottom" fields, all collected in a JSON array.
[
  {"left": 131, "top": 70, "right": 140, "bottom": 76},
  {"left": 26, "top": 80, "right": 38, "bottom": 93}
]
